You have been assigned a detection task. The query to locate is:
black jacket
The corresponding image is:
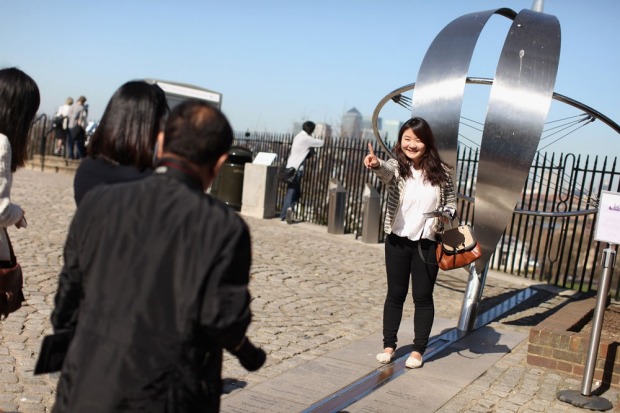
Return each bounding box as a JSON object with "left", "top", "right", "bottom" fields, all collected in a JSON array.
[
  {"left": 73, "top": 156, "right": 152, "bottom": 206},
  {"left": 51, "top": 166, "right": 252, "bottom": 412}
]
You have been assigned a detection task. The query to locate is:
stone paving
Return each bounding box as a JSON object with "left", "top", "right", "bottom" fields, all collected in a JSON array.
[{"left": 1, "top": 167, "right": 619, "bottom": 412}]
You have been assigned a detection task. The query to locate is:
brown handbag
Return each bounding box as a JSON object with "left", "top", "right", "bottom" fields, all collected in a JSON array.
[
  {"left": 436, "top": 221, "right": 482, "bottom": 271},
  {"left": 0, "top": 229, "right": 25, "bottom": 319}
]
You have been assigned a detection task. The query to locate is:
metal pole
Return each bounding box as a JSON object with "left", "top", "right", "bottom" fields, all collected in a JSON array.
[
  {"left": 457, "top": 263, "right": 488, "bottom": 332},
  {"left": 558, "top": 245, "right": 616, "bottom": 410},
  {"left": 531, "top": 0, "right": 544, "bottom": 12},
  {"left": 581, "top": 246, "right": 616, "bottom": 395}
]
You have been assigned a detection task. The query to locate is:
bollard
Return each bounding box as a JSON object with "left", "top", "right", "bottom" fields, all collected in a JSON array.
[
  {"left": 327, "top": 179, "right": 346, "bottom": 235},
  {"left": 361, "top": 183, "right": 380, "bottom": 243},
  {"left": 241, "top": 163, "right": 278, "bottom": 219}
]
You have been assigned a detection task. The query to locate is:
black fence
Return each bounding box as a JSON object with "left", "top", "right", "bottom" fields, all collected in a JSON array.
[
  {"left": 233, "top": 130, "right": 620, "bottom": 299},
  {"left": 27, "top": 119, "right": 620, "bottom": 299},
  {"left": 29, "top": 115, "right": 56, "bottom": 159}
]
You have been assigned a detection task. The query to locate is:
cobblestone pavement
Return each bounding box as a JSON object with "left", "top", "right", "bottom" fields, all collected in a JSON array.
[{"left": 1, "top": 168, "right": 619, "bottom": 412}]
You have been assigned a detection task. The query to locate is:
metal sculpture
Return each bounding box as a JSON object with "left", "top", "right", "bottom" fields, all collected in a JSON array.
[{"left": 372, "top": 6, "right": 561, "bottom": 332}]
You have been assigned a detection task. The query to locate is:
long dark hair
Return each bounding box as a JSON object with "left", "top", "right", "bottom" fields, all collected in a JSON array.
[
  {"left": 0, "top": 68, "right": 40, "bottom": 171},
  {"left": 392, "top": 117, "right": 451, "bottom": 186},
  {"left": 87, "top": 81, "right": 168, "bottom": 170}
]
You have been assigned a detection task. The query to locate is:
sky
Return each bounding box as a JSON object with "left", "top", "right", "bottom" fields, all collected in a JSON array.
[{"left": 2, "top": 0, "right": 619, "bottom": 158}]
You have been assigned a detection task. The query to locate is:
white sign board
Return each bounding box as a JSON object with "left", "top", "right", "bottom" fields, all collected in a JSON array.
[
  {"left": 594, "top": 191, "right": 620, "bottom": 245},
  {"left": 253, "top": 152, "right": 277, "bottom": 166}
]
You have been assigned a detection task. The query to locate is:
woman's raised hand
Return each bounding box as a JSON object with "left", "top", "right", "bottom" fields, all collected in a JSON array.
[{"left": 364, "top": 142, "right": 380, "bottom": 169}]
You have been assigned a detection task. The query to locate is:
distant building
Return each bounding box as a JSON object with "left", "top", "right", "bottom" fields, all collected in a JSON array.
[
  {"left": 382, "top": 119, "right": 403, "bottom": 147},
  {"left": 292, "top": 122, "right": 303, "bottom": 136},
  {"left": 360, "top": 115, "right": 382, "bottom": 142},
  {"left": 314, "top": 123, "right": 332, "bottom": 138},
  {"left": 362, "top": 115, "right": 382, "bottom": 131},
  {"left": 341, "top": 107, "right": 362, "bottom": 139}
]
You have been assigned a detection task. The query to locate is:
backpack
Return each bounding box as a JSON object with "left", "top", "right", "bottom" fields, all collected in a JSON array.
[{"left": 52, "top": 116, "right": 65, "bottom": 129}]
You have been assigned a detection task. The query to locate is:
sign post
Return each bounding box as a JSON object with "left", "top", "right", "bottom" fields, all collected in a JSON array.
[{"left": 557, "top": 191, "right": 619, "bottom": 411}]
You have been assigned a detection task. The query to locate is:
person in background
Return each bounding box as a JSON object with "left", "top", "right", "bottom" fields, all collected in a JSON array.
[
  {"left": 280, "top": 120, "right": 323, "bottom": 223},
  {"left": 0, "top": 67, "right": 39, "bottom": 297},
  {"left": 363, "top": 117, "right": 456, "bottom": 369},
  {"left": 50, "top": 100, "right": 265, "bottom": 412},
  {"left": 53, "top": 97, "right": 73, "bottom": 156},
  {"left": 73, "top": 81, "right": 167, "bottom": 205},
  {"left": 66, "top": 95, "right": 87, "bottom": 159}
]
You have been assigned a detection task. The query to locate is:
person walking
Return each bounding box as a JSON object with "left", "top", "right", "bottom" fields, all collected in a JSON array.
[
  {"left": 280, "top": 121, "right": 323, "bottom": 223},
  {"left": 73, "top": 80, "right": 168, "bottom": 205},
  {"left": 50, "top": 100, "right": 265, "bottom": 412},
  {"left": 363, "top": 117, "right": 456, "bottom": 369},
  {"left": 66, "top": 95, "right": 87, "bottom": 159},
  {"left": 0, "top": 67, "right": 40, "bottom": 315},
  {"left": 53, "top": 97, "right": 73, "bottom": 156}
]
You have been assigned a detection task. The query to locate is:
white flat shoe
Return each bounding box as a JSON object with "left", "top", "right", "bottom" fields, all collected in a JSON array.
[
  {"left": 376, "top": 350, "right": 395, "bottom": 364},
  {"left": 405, "top": 353, "right": 423, "bottom": 369}
]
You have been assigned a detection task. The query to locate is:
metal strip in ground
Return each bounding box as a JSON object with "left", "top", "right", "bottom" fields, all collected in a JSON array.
[{"left": 301, "top": 287, "right": 537, "bottom": 413}]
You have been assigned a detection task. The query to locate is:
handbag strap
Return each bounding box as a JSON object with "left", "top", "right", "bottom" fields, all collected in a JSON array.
[
  {"left": 417, "top": 240, "right": 439, "bottom": 267},
  {"left": 444, "top": 213, "right": 463, "bottom": 229},
  {"left": 416, "top": 211, "right": 456, "bottom": 266}
]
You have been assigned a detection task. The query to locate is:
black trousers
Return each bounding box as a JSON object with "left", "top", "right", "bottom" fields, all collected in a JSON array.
[{"left": 382, "top": 234, "right": 439, "bottom": 354}]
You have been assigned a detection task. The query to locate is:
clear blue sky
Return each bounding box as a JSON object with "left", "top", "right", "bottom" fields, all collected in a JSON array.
[{"left": 2, "top": 0, "right": 619, "bottom": 157}]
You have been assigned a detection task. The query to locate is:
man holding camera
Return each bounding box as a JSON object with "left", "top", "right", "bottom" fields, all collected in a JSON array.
[{"left": 280, "top": 120, "right": 324, "bottom": 223}]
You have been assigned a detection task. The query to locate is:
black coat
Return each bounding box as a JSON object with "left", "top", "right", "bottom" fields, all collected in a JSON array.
[
  {"left": 73, "top": 156, "right": 152, "bottom": 206},
  {"left": 51, "top": 166, "right": 253, "bottom": 412}
]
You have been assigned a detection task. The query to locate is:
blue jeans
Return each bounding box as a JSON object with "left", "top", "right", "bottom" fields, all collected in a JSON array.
[{"left": 280, "top": 171, "right": 302, "bottom": 220}]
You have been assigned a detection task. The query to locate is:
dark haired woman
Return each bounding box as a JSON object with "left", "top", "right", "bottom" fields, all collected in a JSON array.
[
  {"left": 364, "top": 117, "right": 456, "bottom": 369},
  {"left": 0, "top": 67, "right": 40, "bottom": 262},
  {"left": 73, "top": 80, "right": 168, "bottom": 205}
]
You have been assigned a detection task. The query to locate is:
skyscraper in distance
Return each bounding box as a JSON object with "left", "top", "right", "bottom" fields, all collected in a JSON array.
[{"left": 341, "top": 107, "right": 362, "bottom": 139}]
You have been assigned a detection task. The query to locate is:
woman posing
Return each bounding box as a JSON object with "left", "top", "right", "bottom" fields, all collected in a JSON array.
[
  {"left": 364, "top": 117, "right": 456, "bottom": 369},
  {"left": 73, "top": 80, "right": 168, "bottom": 205}
]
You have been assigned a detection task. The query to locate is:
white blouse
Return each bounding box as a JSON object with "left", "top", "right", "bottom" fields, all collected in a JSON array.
[
  {"left": 0, "top": 133, "right": 24, "bottom": 260},
  {"left": 391, "top": 167, "right": 438, "bottom": 241}
]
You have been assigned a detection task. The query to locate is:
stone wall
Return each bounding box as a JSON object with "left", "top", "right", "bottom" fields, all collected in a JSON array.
[{"left": 528, "top": 296, "right": 620, "bottom": 388}]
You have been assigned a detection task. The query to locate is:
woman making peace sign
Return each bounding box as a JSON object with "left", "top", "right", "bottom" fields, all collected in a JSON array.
[{"left": 364, "top": 117, "right": 456, "bottom": 369}]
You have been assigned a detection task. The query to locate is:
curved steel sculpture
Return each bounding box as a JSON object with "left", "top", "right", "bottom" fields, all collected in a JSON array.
[
  {"left": 372, "top": 78, "right": 620, "bottom": 146},
  {"left": 372, "top": 7, "right": 562, "bottom": 331},
  {"left": 412, "top": 8, "right": 517, "bottom": 172}
]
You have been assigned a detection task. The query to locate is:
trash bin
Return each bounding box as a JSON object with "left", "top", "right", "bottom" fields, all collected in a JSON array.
[{"left": 210, "top": 146, "right": 253, "bottom": 210}]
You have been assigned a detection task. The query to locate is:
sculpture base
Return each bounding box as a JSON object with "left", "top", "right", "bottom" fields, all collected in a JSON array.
[{"left": 557, "top": 390, "right": 613, "bottom": 411}]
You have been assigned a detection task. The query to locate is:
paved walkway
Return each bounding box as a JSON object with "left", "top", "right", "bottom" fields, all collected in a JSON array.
[{"left": 0, "top": 168, "right": 618, "bottom": 412}]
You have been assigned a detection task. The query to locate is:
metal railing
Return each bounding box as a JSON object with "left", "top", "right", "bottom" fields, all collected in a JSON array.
[
  {"left": 232, "top": 131, "right": 620, "bottom": 299},
  {"left": 26, "top": 122, "right": 620, "bottom": 298}
]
